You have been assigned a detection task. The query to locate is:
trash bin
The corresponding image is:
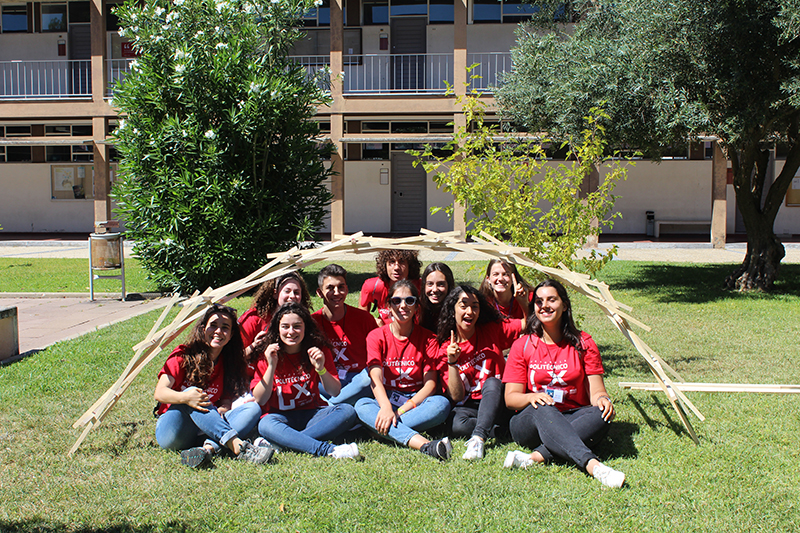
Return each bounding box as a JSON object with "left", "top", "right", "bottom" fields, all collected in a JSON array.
[
  {"left": 89, "top": 232, "right": 126, "bottom": 300},
  {"left": 646, "top": 211, "right": 655, "bottom": 237}
]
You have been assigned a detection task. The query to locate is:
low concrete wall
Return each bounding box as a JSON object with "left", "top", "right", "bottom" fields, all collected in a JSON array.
[{"left": 0, "top": 306, "right": 20, "bottom": 361}]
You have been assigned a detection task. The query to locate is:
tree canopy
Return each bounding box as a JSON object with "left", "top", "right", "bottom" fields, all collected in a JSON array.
[
  {"left": 498, "top": 0, "right": 800, "bottom": 290},
  {"left": 112, "top": 0, "right": 332, "bottom": 294}
]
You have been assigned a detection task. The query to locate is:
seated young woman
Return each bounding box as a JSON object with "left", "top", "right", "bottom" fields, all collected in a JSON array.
[
  {"left": 437, "top": 285, "right": 524, "bottom": 460},
  {"left": 154, "top": 304, "right": 273, "bottom": 468},
  {"left": 354, "top": 280, "right": 453, "bottom": 460},
  {"left": 479, "top": 259, "right": 532, "bottom": 320},
  {"left": 239, "top": 272, "right": 312, "bottom": 379},
  {"left": 419, "top": 262, "right": 455, "bottom": 333},
  {"left": 502, "top": 279, "right": 625, "bottom": 488},
  {"left": 252, "top": 302, "right": 361, "bottom": 459},
  {"left": 359, "top": 249, "right": 422, "bottom": 326}
]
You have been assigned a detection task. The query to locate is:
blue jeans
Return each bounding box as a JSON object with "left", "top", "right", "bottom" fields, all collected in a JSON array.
[
  {"left": 257, "top": 404, "right": 358, "bottom": 456},
  {"left": 355, "top": 395, "right": 451, "bottom": 446},
  {"left": 321, "top": 369, "right": 373, "bottom": 406},
  {"left": 155, "top": 401, "right": 261, "bottom": 453}
]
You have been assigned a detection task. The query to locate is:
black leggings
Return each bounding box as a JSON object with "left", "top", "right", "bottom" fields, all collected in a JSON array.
[
  {"left": 509, "top": 403, "right": 610, "bottom": 470},
  {"left": 449, "top": 377, "right": 508, "bottom": 440}
]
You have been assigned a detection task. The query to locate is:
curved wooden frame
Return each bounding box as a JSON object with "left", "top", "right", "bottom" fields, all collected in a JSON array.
[{"left": 69, "top": 229, "right": 704, "bottom": 455}]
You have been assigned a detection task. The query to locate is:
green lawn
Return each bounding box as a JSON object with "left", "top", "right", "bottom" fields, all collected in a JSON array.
[
  {"left": 1, "top": 261, "right": 799, "bottom": 532},
  {"left": 0, "top": 258, "right": 159, "bottom": 294}
]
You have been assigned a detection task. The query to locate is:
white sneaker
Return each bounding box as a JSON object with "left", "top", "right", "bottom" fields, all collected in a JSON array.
[
  {"left": 592, "top": 462, "right": 625, "bottom": 488},
  {"left": 462, "top": 436, "right": 484, "bottom": 460},
  {"left": 329, "top": 443, "right": 361, "bottom": 460},
  {"left": 503, "top": 450, "right": 534, "bottom": 469},
  {"left": 254, "top": 437, "right": 280, "bottom": 454}
]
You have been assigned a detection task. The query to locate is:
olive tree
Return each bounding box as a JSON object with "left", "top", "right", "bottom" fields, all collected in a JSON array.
[{"left": 498, "top": 0, "right": 800, "bottom": 290}]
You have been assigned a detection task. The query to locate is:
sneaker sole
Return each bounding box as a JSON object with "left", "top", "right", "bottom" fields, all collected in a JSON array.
[{"left": 180, "top": 448, "right": 211, "bottom": 468}]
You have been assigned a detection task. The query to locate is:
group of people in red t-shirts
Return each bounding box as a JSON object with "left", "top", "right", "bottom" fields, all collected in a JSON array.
[{"left": 153, "top": 250, "right": 625, "bottom": 488}]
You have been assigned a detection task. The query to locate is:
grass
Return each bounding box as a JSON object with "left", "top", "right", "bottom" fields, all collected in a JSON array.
[
  {"left": 0, "top": 258, "right": 159, "bottom": 294},
  {"left": 1, "top": 260, "right": 800, "bottom": 532}
]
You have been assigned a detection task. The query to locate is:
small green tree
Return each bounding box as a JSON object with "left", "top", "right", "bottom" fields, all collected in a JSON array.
[
  {"left": 112, "top": 0, "right": 332, "bottom": 293},
  {"left": 412, "top": 91, "right": 628, "bottom": 278}
]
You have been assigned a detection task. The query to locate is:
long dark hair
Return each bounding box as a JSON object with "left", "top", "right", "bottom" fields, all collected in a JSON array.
[
  {"left": 375, "top": 249, "right": 422, "bottom": 284},
  {"left": 420, "top": 262, "right": 455, "bottom": 332},
  {"left": 524, "top": 279, "right": 583, "bottom": 353},
  {"left": 265, "top": 302, "right": 330, "bottom": 370},
  {"left": 251, "top": 272, "right": 312, "bottom": 320},
  {"left": 436, "top": 284, "right": 502, "bottom": 344},
  {"left": 182, "top": 303, "right": 247, "bottom": 398},
  {"left": 479, "top": 259, "right": 533, "bottom": 307}
]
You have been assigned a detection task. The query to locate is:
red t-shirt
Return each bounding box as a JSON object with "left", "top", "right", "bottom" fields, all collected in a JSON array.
[
  {"left": 238, "top": 308, "right": 270, "bottom": 378},
  {"left": 440, "top": 320, "right": 523, "bottom": 402},
  {"left": 366, "top": 324, "right": 439, "bottom": 394},
  {"left": 503, "top": 332, "right": 604, "bottom": 412},
  {"left": 156, "top": 345, "right": 225, "bottom": 415},
  {"left": 312, "top": 305, "right": 378, "bottom": 378},
  {"left": 359, "top": 277, "right": 422, "bottom": 325},
  {"left": 493, "top": 293, "right": 533, "bottom": 320},
  {"left": 250, "top": 347, "right": 337, "bottom": 415}
]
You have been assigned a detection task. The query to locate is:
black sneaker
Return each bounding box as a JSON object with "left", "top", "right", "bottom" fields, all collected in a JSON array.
[
  {"left": 420, "top": 437, "right": 452, "bottom": 461},
  {"left": 180, "top": 446, "right": 212, "bottom": 468},
  {"left": 237, "top": 441, "right": 274, "bottom": 465}
]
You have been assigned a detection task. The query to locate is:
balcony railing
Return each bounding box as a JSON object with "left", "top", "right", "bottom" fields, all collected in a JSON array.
[
  {"left": 343, "top": 53, "right": 453, "bottom": 94},
  {"left": 467, "top": 53, "right": 512, "bottom": 93},
  {"left": 0, "top": 60, "right": 91, "bottom": 99},
  {"left": 107, "top": 58, "right": 135, "bottom": 97}
]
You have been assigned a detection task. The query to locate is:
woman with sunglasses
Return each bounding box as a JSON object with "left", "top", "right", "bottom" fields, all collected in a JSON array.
[
  {"left": 502, "top": 279, "right": 625, "bottom": 488},
  {"left": 252, "top": 303, "right": 361, "bottom": 459},
  {"left": 154, "top": 304, "right": 273, "bottom": 468},
  {"left": 354, "top": 280, "right": 453, "bottom": 460},
  {"left": 359, "top": 249, "right": 422, "bottom": 326},
  {"left": 437, "top": 285, "right": 524, "bottom": 460}
]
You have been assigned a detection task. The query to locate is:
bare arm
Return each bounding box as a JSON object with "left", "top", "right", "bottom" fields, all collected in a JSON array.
[
  {"left": 587, "top": 374, "right": 615, "bottom": 421},
  {"left": 252, "top": 343, "right": 279, "bottom": 406},
  {"left": 154, "top": 374, "right": 211, "bottom": 412},
  {"left": 504, "top": 381, "right": 554, "bottom": 411}
]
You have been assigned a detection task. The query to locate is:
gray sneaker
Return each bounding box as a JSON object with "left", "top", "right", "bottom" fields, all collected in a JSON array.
[
  {"left": 180, "top": 446, "right": 212, "bottom": 468},
  {"left": 237, "top": 441, "right": 274, "bottom": 465}
]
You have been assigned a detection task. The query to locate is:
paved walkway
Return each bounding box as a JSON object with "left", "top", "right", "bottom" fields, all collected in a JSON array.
[{"left": 1, "top": 236, "right": 799, "bottom": 361}]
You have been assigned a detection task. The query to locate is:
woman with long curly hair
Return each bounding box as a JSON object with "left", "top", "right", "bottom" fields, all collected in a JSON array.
[
  {"left": 437, "top": 285, "right": 524, "bottom": 460},
  {"left": 252, "top": 303, "right": 361, "bottom": 459},
  {"left": 154, "top": 304, "right": 273, "bottom": 468},
  {"left": 359, "top": 249, "right": 422, "bottom": 326},
  {"left": 502, "top": 279, "right": 625, "bottom": 488},
  {"left": 239, "top": 272, "right": 312, "bottom": 377},
  {"left": 479, "top": 259, "right": 532, "bottom": 320},
  {"left": 419, "top": 262, "right": 455, "bottom": 333}
]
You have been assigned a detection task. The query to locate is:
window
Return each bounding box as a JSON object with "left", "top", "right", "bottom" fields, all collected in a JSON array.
[
  {"left": 304, "top": 0, "right": 330, "bottom": 27},
  {"left": 106, "top": 1, "right": 121, "bottom": 31},
  {"left": 42, "top": 4, "right": 67, "bottom": 32},
  {"left": 473, "top": 0, "right": 538, "bottom": 23},
  {"left": 1, "top": 5, "right": 29, "bottom": 33},
  {"left": 3, "top": 122, "right": 33, "bottom": 163},
  {"left": 428, "top": 0, "right": 453, "bottom": 23},
  {"left": 391, "top": 0, "right": 426, "bottom": 17},
  {"left": 363, "top": 0, "right": 388, "bottom": 24},
  {"left": 68, "top": 1, "right": 91, "bottom": 24},
  {"left": 45, "top": 124, "right": 94, "bottom": 162}
]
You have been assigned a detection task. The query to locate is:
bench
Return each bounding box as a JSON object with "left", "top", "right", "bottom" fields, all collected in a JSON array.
[
  {"left": 0, "top": 306, "right": 19, "bottom": 361},
  {"left": 654, "top": 220, "right": 712, "bottom": 238}
]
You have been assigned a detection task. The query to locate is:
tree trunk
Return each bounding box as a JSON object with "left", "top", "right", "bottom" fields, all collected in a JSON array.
[{"left": 724, "top": 220, "right": 785, "bottom": 291}]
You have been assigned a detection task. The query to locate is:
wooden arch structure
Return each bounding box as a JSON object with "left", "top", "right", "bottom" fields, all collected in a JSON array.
[{"left": 69, "top": 229, "right": 704, "bottom": 455}]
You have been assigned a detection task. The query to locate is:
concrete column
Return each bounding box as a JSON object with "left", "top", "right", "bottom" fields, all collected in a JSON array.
[
  {"left": 90, "top": 0, "right": 106, "bottom": 104},
  {"left": 452, "top": 113, "right": 467, "bottom": 238},
  {"left": 581, "top": 165, "right": 600, "bottom": 248},
  {"left": 711, "top": 142, "right": 727, "bottom": 249},
  {"left": 453, "top": 0, "right": 467, "bottom": 96},
  {"left": 328, "top": 0, "right": 344, "bottom": 237},
  {"left": 93, "top": 116, "right": 111, "bottom": 230}
]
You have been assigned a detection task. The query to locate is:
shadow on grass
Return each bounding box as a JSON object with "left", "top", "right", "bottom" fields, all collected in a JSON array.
[
  {"left": 626, "top": 393, "right": 702, "bottom": 441},
  {"left": 596, "top": 421, "right": 639, "bottom": 460},
  {"left": 0, "top": 521, "right": 191, "bottom": 533},
  {"left": 600, "top": 263, "right": 800, "bottom": 303}
]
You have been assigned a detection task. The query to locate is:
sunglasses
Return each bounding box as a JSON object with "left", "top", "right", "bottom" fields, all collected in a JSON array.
[{"left": 389, "top": 296, "right": 417, "bottom": 307}]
